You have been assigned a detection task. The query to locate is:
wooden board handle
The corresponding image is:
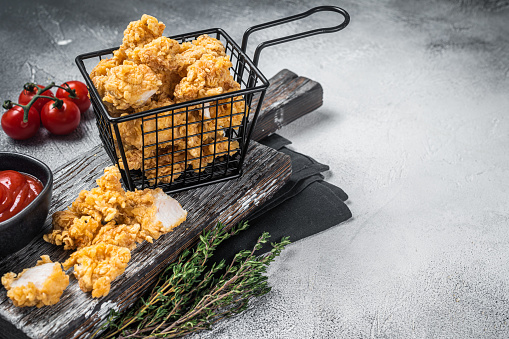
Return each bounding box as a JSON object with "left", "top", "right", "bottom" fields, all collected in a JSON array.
[{"left": 251, "top": 69, "right": 323, "bottom": 141}]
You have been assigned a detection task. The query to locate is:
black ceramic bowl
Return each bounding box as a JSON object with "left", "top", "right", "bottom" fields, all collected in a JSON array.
[{"left": 0, "top": 152, "right": 53, "bottom": 257}]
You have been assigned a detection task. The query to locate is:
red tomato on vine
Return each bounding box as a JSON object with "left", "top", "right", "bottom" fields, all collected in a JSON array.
[
  {"left": 55, "top": 81, "right": 91, "bottom": 114},
  {"left": 18, "top": 84, "right": 55, "bottom": 113},
  {"left": 1, "top": 105, "right": 40, "bottom": 140},
  {"left": 40, "top": 99, "right": 80, "bottom": 135}
]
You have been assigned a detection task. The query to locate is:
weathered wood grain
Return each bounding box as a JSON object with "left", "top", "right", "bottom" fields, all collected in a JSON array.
[
  {"left": 0, "top": 141, "right": 291, "bottom": 339},
  {"left": 250, "top": 69, "right": 323, "bottom": 142}
]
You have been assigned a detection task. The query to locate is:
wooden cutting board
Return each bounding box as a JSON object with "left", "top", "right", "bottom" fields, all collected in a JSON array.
[{"left": 0, "top": 69, "right": 322, "bottom": 339}]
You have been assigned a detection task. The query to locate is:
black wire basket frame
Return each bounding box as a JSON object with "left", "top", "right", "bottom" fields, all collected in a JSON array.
[{"left": 76, "top": 6, "right": 350, "bottom": 193}]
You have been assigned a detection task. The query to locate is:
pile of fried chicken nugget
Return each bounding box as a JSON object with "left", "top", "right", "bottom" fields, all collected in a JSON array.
[
  {"left": 90, "top": 15, "right": 247, "bottom": 184},
  {"left": 2, "top": 166, "right": 187, "bottom": 307}
]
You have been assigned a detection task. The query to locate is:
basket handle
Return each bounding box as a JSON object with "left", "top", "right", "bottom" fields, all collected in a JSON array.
[{"left": 241, "top": 5, "right": 350, "bottom": 67}]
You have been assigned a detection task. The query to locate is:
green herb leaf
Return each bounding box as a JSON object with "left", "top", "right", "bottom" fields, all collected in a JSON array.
[{"left": 97, "top": 221, "right": 289, "bottom": 338}]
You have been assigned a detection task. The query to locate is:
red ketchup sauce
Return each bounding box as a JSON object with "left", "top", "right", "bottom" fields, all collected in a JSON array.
[{"left": 0, "top": 170, "right": 43, "bottom": 222}]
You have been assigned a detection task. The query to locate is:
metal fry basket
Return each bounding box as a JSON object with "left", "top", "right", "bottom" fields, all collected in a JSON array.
[{"left": 76, "top": 6, "right": 349, "bottom": 193}]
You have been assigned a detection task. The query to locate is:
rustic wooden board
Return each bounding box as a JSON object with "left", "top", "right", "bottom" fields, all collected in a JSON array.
[
  {"left": 250, "top": 69, "right": 323, "bottom": 142},
  {"left": 0, "top": 69, "right": 322, "bottom": 339},
  {"left": 0, "top": 141, "right": 291, "bottom": 339}
]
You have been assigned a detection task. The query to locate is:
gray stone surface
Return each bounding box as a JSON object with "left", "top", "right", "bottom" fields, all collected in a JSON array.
[{"left": 1, "top": 0, "right": 509, "bottom": 338}]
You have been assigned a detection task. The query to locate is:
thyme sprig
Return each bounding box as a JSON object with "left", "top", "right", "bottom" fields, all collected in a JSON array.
[{"left": 98, "top": 221, "right": 290, "bottom": 339}]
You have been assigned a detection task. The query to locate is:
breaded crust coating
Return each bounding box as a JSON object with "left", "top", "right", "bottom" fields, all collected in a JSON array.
[
  {"left": 43, "top": 214, "right": 102, "bottom": 250},
  {"left": 115, "top": 14, "right": 166, "bottom": 61},
  {"left": 102, "top": 61, "right": 162, "bottom": 110},
  {"left": 63, "top": 243, "right": 130, "bottom": 298},
  {"left": 1, "top": 256, "right": 69, "bottom": 308},
  {"left": 88, "top": 14, "right": 247, "bottom": 183},
  {"left": 43, "top": 166, "right": 187, "bottom": 298}
]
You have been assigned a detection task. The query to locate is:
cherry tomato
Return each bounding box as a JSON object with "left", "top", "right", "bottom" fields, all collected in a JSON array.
[
  {"left": 1, "top": 105, "right": 40, "bottom": 140},
  {"left": 40, "top": 99, "right": 80, "bottom": 135},
  {"left": 18, "top": 84, "right": 55, "bottom": 113},
  {"left": 55, "top": 81, "right": 91, "bottom": 114}
]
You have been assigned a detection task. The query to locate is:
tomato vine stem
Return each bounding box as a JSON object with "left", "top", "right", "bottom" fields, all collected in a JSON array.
[
  {"left": 54, "top": 83, "right": 77, "bottom": 99},
  {"left": 2, "top": 82, "right": 74, "bottom": 123}
]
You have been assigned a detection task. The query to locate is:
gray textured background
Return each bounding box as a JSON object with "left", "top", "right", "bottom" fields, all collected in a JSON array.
[{"left": 1, "top": 0, "right": 509, "bottom": 338}]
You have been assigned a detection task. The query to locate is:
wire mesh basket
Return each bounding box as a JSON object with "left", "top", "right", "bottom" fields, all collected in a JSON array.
[{"left": 76, "top": 6, "right": 349, "bottom": 193}]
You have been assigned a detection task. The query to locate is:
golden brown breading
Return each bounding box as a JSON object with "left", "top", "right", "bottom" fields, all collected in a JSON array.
[
  {"left": 175, "top": 35, "right": 227, "bottom": 76},
  {"left": 43, "top": 166, "right": 187, "bottom": 298},
  {"left": 188, "top": 135, "right": 240, "bottom": 172},
  {"left": 124, "top": 188, "right": 187, "bottom": 239},
  {"left": 2, "top": 255, "right": 69, "bottom": 308},
  {"left": 115, "top": 97, "right": 179, "bottom": 151},
  {"left": 54, "top": 173, "right": 187, "bottom": 299},
  {"left": 90, "top": 15, "right": 165, "bottom": 106},
  {"left": 63, "top": 243, "right": 131, "bottom": 298},
  {"left": 70, "top": 168, "right": 127, "bottom": 224},
  {"left": 114, "top": 14, "right": 166, "bottom": 61},
  {"left": 96, "top": 164, "right": 125, "bottom": 192},
  {"left": 117, "top": 147, "right": 145, "bottom": 171},
  {"left": 174, "top": 54, "right": 233, "bottom": 102},
  {"left": 44, "top": 166, "right": 129, "bottom": 250},
  {"left": 129, "top": 37, "right": 182, "bottom": 99},
  {"left": 144, "top": 150, "right": 187, "bottom": 184},
  {"left": 102, "top": 61, "right": 162, "bottom": 110},
  {"left": 43, "top": 214, "right": 102, "bottom": 250},
  {"left": 45, "top": 166, "right": 187, "bottom": 251},
  {"left": 118, "top": 146, "right": 187, "bottom": 184},
  {"left": 90, "top": 58, "right": 117, "bottom": 77},
  {"left": 51, "top": 209, "right": 80, "bottom": 232},
  {"left": 130, "top": 36, "right": 181, "bottom": 72},
  {"left": 91, "top": 222, "right": 146, "bottom": 250},
  {"left": 193, "top": 34, "right": 228, "bottom": 56},
  {"left": 89, "top": 57, "right": 123, "bottom": 101},
  {"left": 89, "top": 14, "right": 247, "bottom": 183},
  {"left": 173, "top": 53, "right": 246, "bottom": 136}
]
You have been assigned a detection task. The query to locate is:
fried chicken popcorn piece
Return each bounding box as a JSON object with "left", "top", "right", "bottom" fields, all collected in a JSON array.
[
  {"left": 41, "top": 166, "right": 187, "bottom": 298},
  {"left": 90, "top": 14, "right": 165, "bottom": 103},
  {"left": 117, "top": 147, "right": 145, "bottom": 171},
  {"left": 44, "top": 166, "right": 129, "bottom": 250},
  {"left": 116, "top": 97, "right": 179, "bottom": 151},
  {"left": 102, "top": 61, "right": 162, "bottom": 110},
  {"left": 1, "top": 255, "right": 69, "bottom": 308},
  {"left": 174, "top": 54, "right": 246, "bottom": 133},
  {"left": 174, "top": 54, "right": 234, "bottom": 102},
  {"left": 96, "top": 164, "right": 125, "bottom": 192},
  {"left": 91, "top": 222, "right": 144, "bottom": 250},
  {"left": 88, "top": 14, "right": 247, "bottom": 183},
  {"left": 188, "top": 135, "right": 240, "bottom": 172},
  {"left": 174, "top": 52, "right": 247, "bottom": 139},
  {"left": 63, "top": 243, "right": 131, "bottom": 298},
  {"left": 140, "top": 149, "right": 188, "bottom": 185},
  {"left": 115, "top": 14, "right": 166, "bottom": 61},
  {"left": 120, "top": 148, "right": 187, "bottom": 185},
  {"left": 70, "top": 170, "right": 127, "bottom": 224},
  {"left": 124, "top": 188, "right": 187, "bottom": 240},
  {"left": 89, "top": 57, "right": 121, "bottom": 79},
  {"left": 44, "top": 166, "right": 188, "bottom": 250},
  {"left": 43, "top": 214, "right": 102, "bottom": 250},
  {"left": 176, "top": 35, "right": 227, "bottom": 76},
  {"left": 129, "top": 37, "right": 182, "bottom": 99},
  {"left": 115, "top": 52, "right": 244, "bottom": 177},
  {"left": 193, "top": 34, "right": 228, "bottom": 56},
  {"left": 90, "top": 58, "right": 122, "bottom": 98},
  {"left": 130, "top": 36, "right": 181, "bottom": 72}
]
